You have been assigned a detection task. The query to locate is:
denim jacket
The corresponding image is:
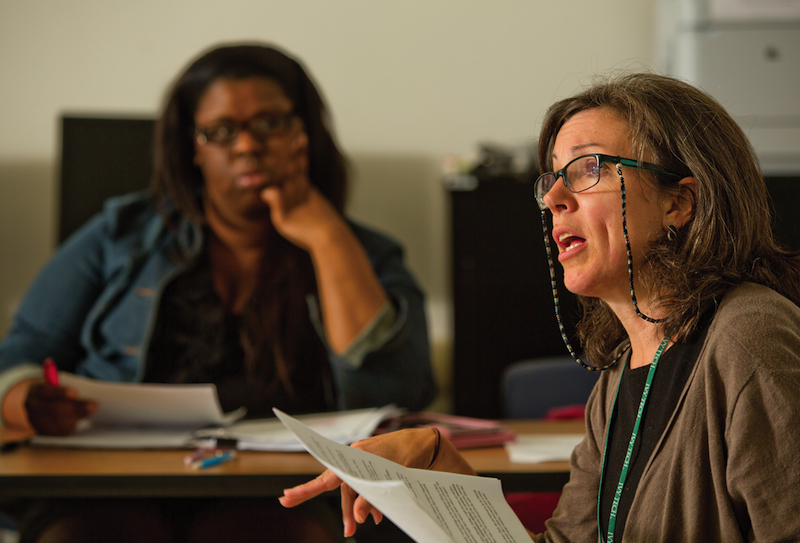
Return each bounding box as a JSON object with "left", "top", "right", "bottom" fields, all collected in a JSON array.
[{"left": 0, "top": 192, "right": 435, "bottom": 419}]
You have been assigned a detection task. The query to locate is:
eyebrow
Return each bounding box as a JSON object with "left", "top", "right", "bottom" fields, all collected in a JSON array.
[
  {"left": 198, "top": 108, "right": 294, "bottom": 124},
  {"left": 551, "top": 143, "right": 601, "bottom": 162}
]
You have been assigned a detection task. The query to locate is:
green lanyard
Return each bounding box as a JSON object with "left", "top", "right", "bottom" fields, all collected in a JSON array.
[{"left": 597, "top": 337, "right": 670, "bottom": 543}]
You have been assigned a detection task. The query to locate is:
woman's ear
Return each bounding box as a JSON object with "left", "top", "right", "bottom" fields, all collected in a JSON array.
[{"left": 663, "top": 177, "right": 696, "bottom": 229}]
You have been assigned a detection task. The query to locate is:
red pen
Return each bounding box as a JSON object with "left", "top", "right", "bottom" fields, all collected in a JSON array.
[{"left": 43, "top": 358, "right": 60, "bottom": 386}]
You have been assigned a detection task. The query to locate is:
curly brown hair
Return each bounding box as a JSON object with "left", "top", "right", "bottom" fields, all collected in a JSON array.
[{"left": 538, "top": 72, "right": 800, "bottom": 367}]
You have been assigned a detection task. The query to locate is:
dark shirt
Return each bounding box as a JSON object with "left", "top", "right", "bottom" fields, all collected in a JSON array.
[
  {"left": 599, "top": 318, "right": 711, "bottom": 542},
  {"left": 143, "top": 252, "right": 331, "bottom": 418}
]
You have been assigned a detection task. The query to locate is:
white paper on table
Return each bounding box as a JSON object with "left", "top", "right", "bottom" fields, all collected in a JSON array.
[
  {"left": 275, "top": 409, "right": 532, "bottom": 543},
  {"left": 58, "top": 373, "right": 245, "bottom": 428},
  {"left": 505, "top": 434, "right": 584, "bottom": 464},
  {"left": 32, "top": 426, "right": 196, "bottom": 449},
  {"left": 197, "top": 405, "right": 400, "bottom": 451},
  {"left": 31, "top": 374, "right": 245, "bottom": 449}
]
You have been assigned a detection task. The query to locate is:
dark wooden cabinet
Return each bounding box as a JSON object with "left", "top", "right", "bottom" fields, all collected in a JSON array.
[
  {"left": 765, "top": 175, "right": 800, "bottom": 252},
  {"left": 449, "top": 176, "right": 581, "bottom": 418}
]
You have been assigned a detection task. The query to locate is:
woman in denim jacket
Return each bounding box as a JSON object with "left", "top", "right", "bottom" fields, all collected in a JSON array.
[{"left": 0, "top": 43, "right": 434, "bottom": 543}]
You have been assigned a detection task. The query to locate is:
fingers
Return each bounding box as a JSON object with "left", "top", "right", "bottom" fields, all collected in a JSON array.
[
  {"left": 285, "top": 130, "right": 309, "bottom": 178},
  {"left": 354, "top": 494, "right": 382, "bottom": 526},
  {"left": 280, "top": 469, "right": 344, "bottom": 508},
  {"left": 262, "top": 129, "right": 308, "bottom": 187},
  {"left": 281, "top": 470, "right": 382, "bottom": 539},
  {"left": 343, "top": 484, "right": 381, "bottom": 537},
  {"left": 259, "top": 173, "right": 311, "bottom": 216},
  {"left": 260, "top": 180, "right": 341, "bottom": 251},
  {"left": 24, "top": 383, "right": 98, "bottom": 436},
  {"left": 75, "top": 397, "right": 99, "bottom": 419},
  {"left": 341, "top": 483, "right": 357, "bottom": 538},
  {"left": 261, "top": 130, "right": 309, "bottom": 200}
]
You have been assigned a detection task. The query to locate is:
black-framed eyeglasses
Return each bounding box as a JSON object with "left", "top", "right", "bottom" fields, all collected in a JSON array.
[
  {"left": 195, "top": 112, "right": 296, "bottom": 146},
  {"left": 533, "top": 153, "right": 681, "bottom": 211}
]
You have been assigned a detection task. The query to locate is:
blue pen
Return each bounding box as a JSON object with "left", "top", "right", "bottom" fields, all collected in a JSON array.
[
  {"left": 184, "top": 446, "right": 215, "bottom": 466},
  {"left": 191, "top": 450, "right": 237, "bottom": 470}
]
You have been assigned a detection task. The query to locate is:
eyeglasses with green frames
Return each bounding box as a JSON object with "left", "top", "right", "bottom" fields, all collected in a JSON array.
[{"left": 533, "top": 153, "right": 682, "bottom": 211}]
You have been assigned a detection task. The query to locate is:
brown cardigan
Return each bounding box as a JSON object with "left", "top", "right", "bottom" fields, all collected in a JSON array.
[{"left": 538, "top": 283, "right": 800, "bottom": 542}]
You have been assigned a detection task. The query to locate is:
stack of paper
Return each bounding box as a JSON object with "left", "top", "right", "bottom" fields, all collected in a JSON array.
[
  {"left": 32, "top": 374, "right": 245, "bottom": 449},
  {"left": 194, "top": 405, "right": 401, "bottom": 451},
  {"left": 30, "top": 374, "right": 400, "bottom": 451},
  {"left": 58, "top": 373, "right": 245, "bottom": 427}
]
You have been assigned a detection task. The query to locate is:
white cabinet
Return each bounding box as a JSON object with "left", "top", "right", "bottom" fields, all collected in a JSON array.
[{"left": 657, "top": 0, "right": 800, "bottom": 172}]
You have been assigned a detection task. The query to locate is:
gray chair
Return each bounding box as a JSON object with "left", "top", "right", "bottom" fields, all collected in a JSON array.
[
  {"left": 501, "top": 355, "right": 599, "bottom": 533},
  {"left": 501, "top": 356, "right": 599, "bottom": 419},
  {"left": 0, "top": 513, "right": 16, "bottom": 542}
]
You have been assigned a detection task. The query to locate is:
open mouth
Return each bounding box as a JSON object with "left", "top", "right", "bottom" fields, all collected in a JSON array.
[{"left": 558, "top": 232, "right": 586, "bottom": 253}]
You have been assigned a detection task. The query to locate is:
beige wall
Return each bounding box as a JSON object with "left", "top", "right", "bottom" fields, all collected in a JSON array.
[{"left": 0, "top": 0, "right": 657, "bottom": 411}]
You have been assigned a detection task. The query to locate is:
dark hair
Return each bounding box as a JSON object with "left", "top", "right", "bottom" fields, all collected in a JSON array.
[
  {"left": 152, "top": 42, "right": 347, "bottom": 218},
  {"left": 538, "top": 72, "right": 800, "bottom": 367},
  {"left": 150, "top": 43, "right": 348, "bottom": 405}
]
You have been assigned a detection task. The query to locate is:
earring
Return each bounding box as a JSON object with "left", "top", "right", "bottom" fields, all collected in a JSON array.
[{"left": 667, "top": 224, "right": 679, "bottom": 242}]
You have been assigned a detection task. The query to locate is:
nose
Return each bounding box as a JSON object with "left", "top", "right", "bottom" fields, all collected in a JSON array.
[
  {"left": 229, "top": 127, "right": 265, "bottom": 154},
  {"left": 542, "top": 176, "right": 574, "bottom": 213}
]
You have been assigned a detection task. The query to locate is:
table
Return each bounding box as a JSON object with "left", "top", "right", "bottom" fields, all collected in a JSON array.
[{"left": 0, "top": 420, "right": 584, "bottom": 499}]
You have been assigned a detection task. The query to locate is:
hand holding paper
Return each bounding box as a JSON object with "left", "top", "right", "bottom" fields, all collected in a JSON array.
[
  {"left": 280, "top": 420, "right": 450, "bottom": 536},
  {"left": 30, "top": 374, "right": 246, "bottom": 448},
  {"left": 276, "top": 409, "right": 533, "bottom": 543},
  {"left": 25, "top": 363, "right": 98, "bottom": 436}
]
